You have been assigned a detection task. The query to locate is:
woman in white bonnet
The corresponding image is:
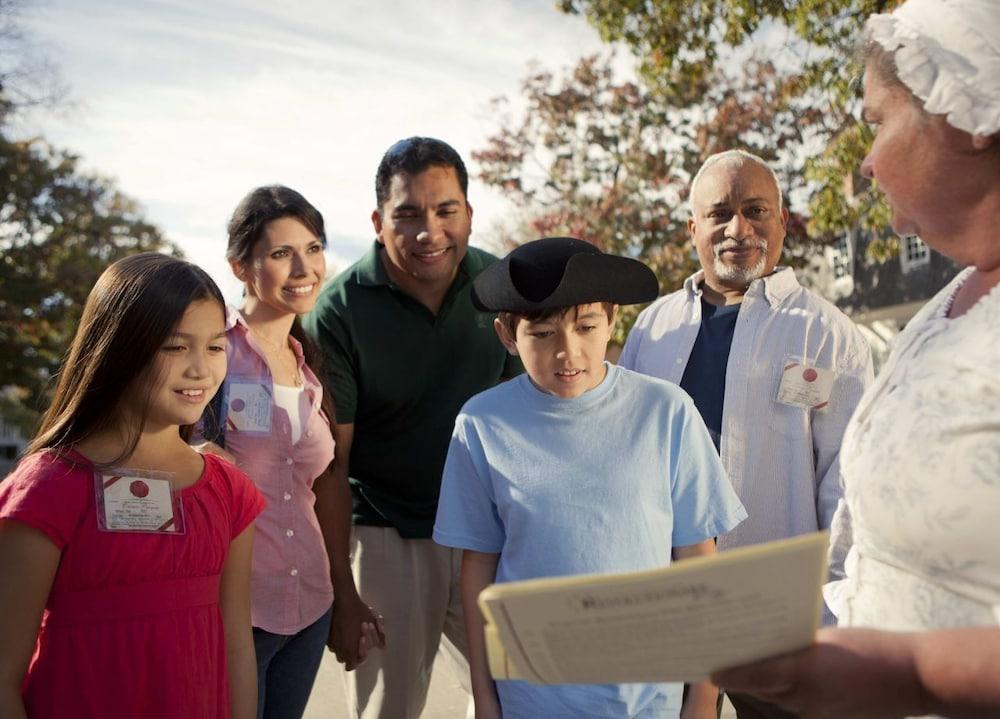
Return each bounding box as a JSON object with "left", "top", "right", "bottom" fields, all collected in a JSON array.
[{"left": 713, "top": 0, "right": 1000, "bottom": 717}]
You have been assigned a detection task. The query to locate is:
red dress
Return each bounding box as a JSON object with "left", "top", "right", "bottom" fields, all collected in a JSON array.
[{"left": 0, "top": 450, "right": 265, "bottom": 718}]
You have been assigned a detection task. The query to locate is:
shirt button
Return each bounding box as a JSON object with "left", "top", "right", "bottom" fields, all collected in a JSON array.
[
  {"left": 286, "top": 458, "right": 294, "bottom": 465},
  {"left": 305, "top": 430, "right": 313, "bottom": 438},
  {"left": 289, "top": 568, "right": 298, "bottom": 576},
  {"left": 283, "top": 492, "right": 292, "bottom": 501},
  {"left": 286, "top": 529, "right": 294, "bottom": 538},
  {"left": 675, "top": 358, "right": 683, "bottom": 364}
]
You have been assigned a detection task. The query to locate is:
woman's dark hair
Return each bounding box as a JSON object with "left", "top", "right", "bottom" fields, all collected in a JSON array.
[
  {"left": 226, "top": 185, "right": 327, "bottom": 265},
  {"left": 26, "top": 252, "right": 225, "bottom": 464},
  {"left": 374, "top": 136, "right": 469, "bottom": 209},
  {"left": 226, "top": 185, "right": 336, "bottom": 422}
]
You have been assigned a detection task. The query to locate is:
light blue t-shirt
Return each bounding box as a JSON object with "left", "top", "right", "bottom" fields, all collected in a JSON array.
[{"left": 433, "top": 363, "right": 747, "bottom": 719}]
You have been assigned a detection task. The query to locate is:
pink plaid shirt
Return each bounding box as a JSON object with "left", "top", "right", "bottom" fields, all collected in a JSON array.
[{"left": 223, "top": 307, "right": 335, "bottom": 634}]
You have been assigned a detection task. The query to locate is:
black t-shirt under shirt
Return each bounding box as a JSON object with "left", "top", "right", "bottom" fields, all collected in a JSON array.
[{"left": 679, "top": 297, "right": 740, "bottom": 451}]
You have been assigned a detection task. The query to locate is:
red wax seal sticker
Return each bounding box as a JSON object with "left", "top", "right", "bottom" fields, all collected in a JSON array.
[
  {"left": 130, "top": 480, "right": 149, "bottom": 498},
  {"left": 802, "top": 368, "right": 818, "bottom": 382},
  {"left": 231, "top": 398, "right": 246, "bottom": 412}
]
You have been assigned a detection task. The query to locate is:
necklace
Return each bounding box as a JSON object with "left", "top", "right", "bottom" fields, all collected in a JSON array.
[{"left": 250, "top": 328, "right": 303, "bottom": 387}]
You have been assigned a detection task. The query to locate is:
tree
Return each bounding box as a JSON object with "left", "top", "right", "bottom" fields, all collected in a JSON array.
[
  {"left": 557, "top": 0, "right": 904, "bottom": 255},
  {"left": 473, "top": 55, "right": 814, "bottom": 343},
  {"left": 0, "top": 10, "right": 178, "bottom": 436},
  {"left": 475, "top": 2, "right": 910, "bottom": 342}
]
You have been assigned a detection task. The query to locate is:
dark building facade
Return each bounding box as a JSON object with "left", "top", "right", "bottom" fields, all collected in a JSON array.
[{"left": 802, "top": 231, "right": 961, "bottom": 368}]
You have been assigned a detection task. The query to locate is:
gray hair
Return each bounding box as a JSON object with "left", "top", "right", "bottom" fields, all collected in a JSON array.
[{"left": 688, "top": 149, "right": 784, "bottom": 215}]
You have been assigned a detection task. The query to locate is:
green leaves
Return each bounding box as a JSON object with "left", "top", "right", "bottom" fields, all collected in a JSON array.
[
  {"left": 0, "top": 102, "right": 178, "bottom": 436},
  {"left": 558, "top": 0, "right": 906, "bottom": 248},
  {"left": 474, "top": 1, "right": 909, "bottom": 345}
]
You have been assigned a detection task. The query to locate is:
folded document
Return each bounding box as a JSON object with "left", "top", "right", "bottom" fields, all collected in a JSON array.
[{"left": 479, "top": 531, "right": 828, "bottom": 684}]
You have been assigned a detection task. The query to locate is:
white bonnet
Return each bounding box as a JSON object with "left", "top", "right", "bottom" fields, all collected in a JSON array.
[{"left": 866, "top": 0, "right": 1000, "bottom": 135}]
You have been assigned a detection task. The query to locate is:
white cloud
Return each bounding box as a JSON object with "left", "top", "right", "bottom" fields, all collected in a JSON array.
[{"left": 19, "top": 0, "right": 627, "bottom": 292}]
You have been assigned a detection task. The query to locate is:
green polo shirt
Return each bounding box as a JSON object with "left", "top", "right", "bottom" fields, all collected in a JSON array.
[{"left": 303, "top": 242, "right": 521, "bottom": 538}]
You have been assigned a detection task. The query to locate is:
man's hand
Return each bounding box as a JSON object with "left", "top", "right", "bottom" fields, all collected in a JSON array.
[
  {"left": 329, "top": 588, "right": 386, "bottom": 671},
  {"left": 192, "top": 441, "right": 237, "bottom": 465}
]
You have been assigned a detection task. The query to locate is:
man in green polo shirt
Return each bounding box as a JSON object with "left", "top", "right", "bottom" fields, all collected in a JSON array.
[{"left": 304, "top": 136, "right": 519, "bottom": 719}]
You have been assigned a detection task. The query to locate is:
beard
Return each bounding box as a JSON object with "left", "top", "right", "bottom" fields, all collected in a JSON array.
[{"left": 713, "top": 238, "right": 769, "bottom": 285}]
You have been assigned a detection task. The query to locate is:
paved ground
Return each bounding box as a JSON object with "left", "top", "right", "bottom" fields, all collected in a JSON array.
[
  {"left": 305, "top": 648, "right": 737, "bottom": 717},
  {"left": 304, "top": 648, "right": 469, "bottom": 718}
]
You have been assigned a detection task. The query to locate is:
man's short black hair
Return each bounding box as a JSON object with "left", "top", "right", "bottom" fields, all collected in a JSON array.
[{"left": 375, "top": 136, "right": 469, "bottom": 208}]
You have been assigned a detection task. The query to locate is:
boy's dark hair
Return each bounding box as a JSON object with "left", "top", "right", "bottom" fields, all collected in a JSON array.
[
  {"left": 497, "top": 302, "right": 615, "bottom": 338},
  {"left": 374, "top": 137, "right": 469, "bottom": 208},
  {"left": 26, "top": 253, "right": 225, "bottom": 466}
]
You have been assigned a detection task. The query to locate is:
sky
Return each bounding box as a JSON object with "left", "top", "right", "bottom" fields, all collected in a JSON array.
[{"left": 18, "top": 0, "right": 624, "bottom": 301}]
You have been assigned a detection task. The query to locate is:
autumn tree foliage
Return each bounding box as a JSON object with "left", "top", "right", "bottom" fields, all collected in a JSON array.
[
  {"left": 473, "top": 55, "right": 817, "bottom": 340},
  {"left": 476, "top": 59, "right": 690, "bottom": 278},
  {"left": 474, "top": 2, "right": 908, "bottom": 341},
  {"left": 557, "top": 0, "right": 903, "bottom": 253}
]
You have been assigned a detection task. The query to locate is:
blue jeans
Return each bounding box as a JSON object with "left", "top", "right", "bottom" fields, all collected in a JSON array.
[{"left": 253, "top": 605, "right": 333, "bottom": 719}]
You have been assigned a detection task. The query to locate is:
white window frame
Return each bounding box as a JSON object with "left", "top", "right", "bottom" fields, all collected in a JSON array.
[
  {"left": 829, "top": 233, "right": 853, "bottom": 281},
  {"left": 900, "top": 235, "right": 930, "bottom": 272}
]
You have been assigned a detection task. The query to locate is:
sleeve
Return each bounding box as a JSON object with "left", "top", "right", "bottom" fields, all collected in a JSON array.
[
  {"left": 432, "top": 415, "right": 505, "bottom": 553},
  {"left": 213, "top": 457, "right": 266, "bottom": 539},
  {"left": 302, "top": 297, "right": 359, "bottom": 424},
  {"left": 670, "top": 402, "right": 747, "bottom": 547},
  {"left": 0, "top": 453, "right": 89, "bottom": 550},
  {"left": 617, "top": 317, "right": 643, "bottom": 370},
  {"left": 812, "top": 332, "right": 874, "bottom": 578},
  {"left": 822, "top": 496, "right": 854, "bottom": 625}
]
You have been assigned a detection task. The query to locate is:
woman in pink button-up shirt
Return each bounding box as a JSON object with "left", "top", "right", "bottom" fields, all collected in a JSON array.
[{"left": 207, "top": 186, "right": 379, "bottom": 719}]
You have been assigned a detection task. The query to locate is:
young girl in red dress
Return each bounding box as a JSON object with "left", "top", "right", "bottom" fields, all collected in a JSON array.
[{"left": 0, "top": 253, "right": 265, "bottom": 718}]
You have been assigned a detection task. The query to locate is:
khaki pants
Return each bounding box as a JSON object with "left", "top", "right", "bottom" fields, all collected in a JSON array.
[{"left": 343, "top": 525, "right": 472, "bottom": 719}]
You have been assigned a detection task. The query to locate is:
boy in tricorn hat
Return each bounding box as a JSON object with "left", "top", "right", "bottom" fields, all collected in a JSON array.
[{"left": 433, "top": 237, "right": 747, "bottom": 718}]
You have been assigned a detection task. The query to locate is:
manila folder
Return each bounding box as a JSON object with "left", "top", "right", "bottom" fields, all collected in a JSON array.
[{"left": 478, "top": 531, "right": 828, "bottom": 685}]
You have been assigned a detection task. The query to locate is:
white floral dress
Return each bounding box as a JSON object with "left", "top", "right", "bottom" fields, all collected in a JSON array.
[{"left": 827, "top": 267, "right": 1000, "bottom": 675}]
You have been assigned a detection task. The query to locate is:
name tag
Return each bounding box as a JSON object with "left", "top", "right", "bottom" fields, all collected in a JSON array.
[
  {"left": 776, "top": 360, "right": 834, "bottom": 410},
  {"left": 226, "top": 379, "right": 273, "bottom": 434},
  {"left": 95, "top": 470, "right": 185, "bottom": 534}
]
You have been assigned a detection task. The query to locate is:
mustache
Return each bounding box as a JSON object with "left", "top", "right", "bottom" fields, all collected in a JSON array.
[{"left": 714, "top": 238, "right": 767, "bottom": 256}]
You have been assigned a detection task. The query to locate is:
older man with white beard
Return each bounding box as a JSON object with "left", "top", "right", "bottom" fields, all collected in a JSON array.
[{"left": 620, "top": 149, "right": 873, "bottom": 718}]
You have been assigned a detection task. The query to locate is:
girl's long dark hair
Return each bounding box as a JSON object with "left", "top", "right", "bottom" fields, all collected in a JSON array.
[
  {"left": 25, "top": 253, "right": 225, "bottom": 465},
  {"left": 226, "top": 185, "right": 336, "bottom": 423}
]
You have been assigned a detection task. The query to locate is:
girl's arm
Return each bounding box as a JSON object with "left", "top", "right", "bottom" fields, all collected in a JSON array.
[
  {"left": 220, "top": 523, "right": 257, "bottom": 719},
  {"left": 0, "top": 520, "right": 61, "bottom": 719},
  {"left": 673, "top": 540, "right": 720, "bottom": 719},
  {"left": 461, "top": 549, "right": 502, "bottom": 719}
]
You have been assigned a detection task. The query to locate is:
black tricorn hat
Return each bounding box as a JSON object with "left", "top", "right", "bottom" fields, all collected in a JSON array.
[{"left": 471, "top": 237, "right": 659, "bottom": 313}]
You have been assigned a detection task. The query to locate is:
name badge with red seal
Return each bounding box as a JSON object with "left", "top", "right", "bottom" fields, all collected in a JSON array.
[
  {"left": 224, "top": 378, "right": 273, "bottom": 435},
  {"left": 776, "top": 358, "right": 835, "bottom": 410},
  {"left": 95, "top": 468, "right": 186, "bottom": 534}
]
